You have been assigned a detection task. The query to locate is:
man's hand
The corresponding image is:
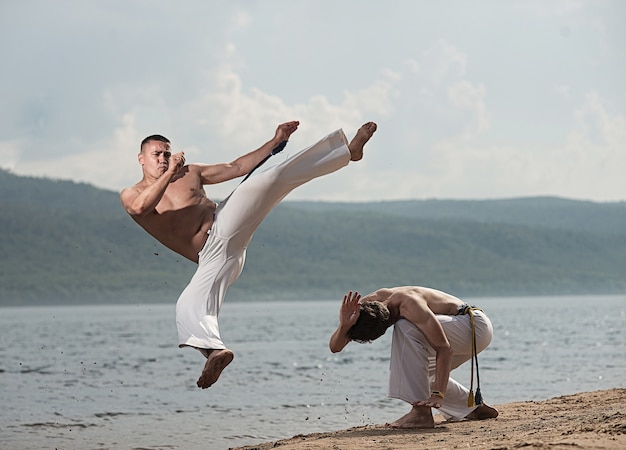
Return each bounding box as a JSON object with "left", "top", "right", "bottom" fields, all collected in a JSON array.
[
  {"left": 167, "top": 151, "right": 186, "bottom": 175},
  {"left": 339, "top": 291, "right": 361, "bottom": 328},
  {"left": 274, "top": 121, "right": 300, "bottom": 142},
  {"left": 329, "top": 290, "right": 361, "bottom": 353},
  {"left": 412, "top": 395, "right": 443, "bottom": 409}
]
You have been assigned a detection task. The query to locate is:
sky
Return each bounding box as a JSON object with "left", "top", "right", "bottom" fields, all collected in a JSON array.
[{"left": 1, "top": 0, "right": 625, "bottom": 202}]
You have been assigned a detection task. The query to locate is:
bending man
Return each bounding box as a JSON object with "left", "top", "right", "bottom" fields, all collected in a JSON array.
[
  {"left": 121, "top": 120, "right": 377, "bottom": 389},
  {"left": 329, "top": 286, "right": 499, "bottom": 428}
]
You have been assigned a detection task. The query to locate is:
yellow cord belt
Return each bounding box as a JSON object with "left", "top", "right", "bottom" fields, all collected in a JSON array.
[{"left": 457, "top": 304, "right": 484, "bottom": 407}]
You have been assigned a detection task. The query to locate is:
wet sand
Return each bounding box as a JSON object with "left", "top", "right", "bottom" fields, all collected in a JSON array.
[{"left": 233, "top": 388, "right": 626, "bottom": 450}]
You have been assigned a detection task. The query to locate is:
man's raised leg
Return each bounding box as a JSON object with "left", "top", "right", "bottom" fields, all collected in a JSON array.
[{"left": 215, "top": 122, "right": 378, "bottom": 246}]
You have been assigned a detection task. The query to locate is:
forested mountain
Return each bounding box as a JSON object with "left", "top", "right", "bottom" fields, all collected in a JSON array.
[{"left": 1, "top": 168, "right": 625, "bottom": 306}]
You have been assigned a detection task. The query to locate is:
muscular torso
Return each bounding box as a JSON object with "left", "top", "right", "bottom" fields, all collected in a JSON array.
[
  {"left": 130, "top": 166, "right": 217, "bottom": 263},
  {"left": 363, "top": 286, "right": 464, "bottom": 321}
]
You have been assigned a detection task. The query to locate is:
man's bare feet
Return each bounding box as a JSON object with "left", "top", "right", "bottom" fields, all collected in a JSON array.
[
  {"left": 197, "top": 349, "right": 234, "bottom": 389},
  {"left": 386, "top": 406, "right": 435, "bottom": 429},
  {"left": 348, "top": 122, "right": 377, "bottom": 161},
  {"left": 465, "top": 403, "right": 499, "bottom": 420}
]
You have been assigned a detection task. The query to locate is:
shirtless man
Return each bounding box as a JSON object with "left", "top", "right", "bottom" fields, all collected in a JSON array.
[
  {"left": 329, "top": 286, "right": 499, "bottom": 428},
  {"left": 121, "top": 120, "right": 377, "bottom": 389}
]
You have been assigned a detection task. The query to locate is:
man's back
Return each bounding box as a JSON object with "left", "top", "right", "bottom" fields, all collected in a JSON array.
[{"left": 367, "top": 286, "right": 464, "bottom": 316}]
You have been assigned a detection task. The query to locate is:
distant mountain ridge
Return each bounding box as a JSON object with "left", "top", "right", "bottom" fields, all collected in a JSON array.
[
  {"left": 1, "top": 168, "right": 625, "bottom": 306},
  {"left": 288, "top": 197, "right": 626, "bottom": 234}
]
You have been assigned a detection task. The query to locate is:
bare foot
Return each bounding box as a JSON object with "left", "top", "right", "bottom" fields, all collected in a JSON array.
[
  {"left": 465, "top": 403, "right": 499, "bottom": 420},
  {"left": 197, "top": 349, "right": 234, "bottom": 389},
  {"left": 348, "top": 121, "right": 377, "bottom": 161},
  {"left": 386, "top": 406, "right": 434, "bottom": 429}
]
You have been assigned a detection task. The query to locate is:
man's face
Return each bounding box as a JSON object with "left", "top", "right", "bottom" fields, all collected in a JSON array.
[{"left": 139, "top": 140, "right": 172, "bottom": 177}]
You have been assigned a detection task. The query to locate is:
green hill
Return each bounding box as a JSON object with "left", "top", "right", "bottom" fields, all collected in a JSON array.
[{"left": 1, "top": 168, "right": 625, "bottom": 306}]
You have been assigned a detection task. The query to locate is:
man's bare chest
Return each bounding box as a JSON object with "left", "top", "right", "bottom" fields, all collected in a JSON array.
[{"left": 157, "top": 177, "right": 208, "bottom": 213}]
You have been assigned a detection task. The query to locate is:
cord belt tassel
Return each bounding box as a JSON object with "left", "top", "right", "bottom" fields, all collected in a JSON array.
[{"left": 457, "top": 304, "right": 484, "bottom": 407}]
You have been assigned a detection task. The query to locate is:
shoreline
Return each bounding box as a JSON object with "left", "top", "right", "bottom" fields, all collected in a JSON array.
[{"left": 233, "top": 388, "right": 626, "bottom": 450}]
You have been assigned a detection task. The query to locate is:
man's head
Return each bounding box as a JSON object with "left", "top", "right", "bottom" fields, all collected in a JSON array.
[
  {"left": 348, "top": 301, "right": 393, "bottom": 343},
  {"left": 141, "top": 134, "right": 170, "bottom": 151},
  {"left": 138, "top": 135, "right": 172, "bottom": 177}
]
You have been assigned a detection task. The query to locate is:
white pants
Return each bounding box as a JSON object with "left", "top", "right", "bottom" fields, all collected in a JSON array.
[
  {"left": 176, "top": 129, "right": 351, "bottom": 350},
  {"left": 388, "top": 310, "right": 493, "bottom": 421}
]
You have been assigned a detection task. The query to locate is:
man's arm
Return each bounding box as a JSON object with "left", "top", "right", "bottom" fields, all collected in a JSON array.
[
  {"left": 394, "top": 292, "right": 453, "bottom": 407},
  {"left": 120, "top": 152, "right": 186, "bottom": 217},
  {"left": 198, "top": 121, "right": 300, "bottom": 185},
  {"left": 329, "top": 291, "right": 361, "bottom": 353}
]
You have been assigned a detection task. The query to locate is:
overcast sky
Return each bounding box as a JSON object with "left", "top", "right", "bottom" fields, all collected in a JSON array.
[{"left": 1, "top": 0, "right": 624, "bottom": 202}]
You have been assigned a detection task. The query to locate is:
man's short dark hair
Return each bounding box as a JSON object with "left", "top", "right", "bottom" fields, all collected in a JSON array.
[
  {"left": 140, "top": 134, "right": 170, "bottom": 152},
  {"left": 348, "top": 301, "right": 393, "bottom": 343}
]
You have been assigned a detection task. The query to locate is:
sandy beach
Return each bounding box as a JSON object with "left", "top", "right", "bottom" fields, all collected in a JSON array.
[{"left": 233, "top": 388, "right": 625, "bottom": 450}]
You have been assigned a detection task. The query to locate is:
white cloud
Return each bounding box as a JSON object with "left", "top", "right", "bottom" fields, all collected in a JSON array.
[
  {"left": 421, "top": 39, "right": 467, "bottom": 87},
  {"left": 555, "top": 85, "right": 572, "bottom": 99},
  {"left": 8, "top": 113, "right": 143, "bottom": 190},
  {"left": 447, "top": 81, "right": 490, "bottom": 135},
  {"left": 0, "top": 139, "right": 22, "bottom": 172},
  {"left": 0, "top": 1, "right": 624, "bottom": 202},
  {"left": 231, "top": 10, "right": 252, "bottom": 32},
  {"left": 400, "top": 92, "right": 626, "bottom": 201}
]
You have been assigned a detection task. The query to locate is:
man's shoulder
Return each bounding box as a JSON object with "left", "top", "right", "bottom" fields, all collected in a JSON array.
[
  {"left": 120, "top": 181, "right": 144, "bottom": 195},
  {"left": 119, "top": 181, "right": 146, "bottom": 207}
]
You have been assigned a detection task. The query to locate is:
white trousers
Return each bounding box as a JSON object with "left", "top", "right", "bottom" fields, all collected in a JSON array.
[
  {"left": 176, "top": 129, "right": 351, "bottom": 350},
  {"left": 388, "top": 310, "right": 493, "bottom": 421}
]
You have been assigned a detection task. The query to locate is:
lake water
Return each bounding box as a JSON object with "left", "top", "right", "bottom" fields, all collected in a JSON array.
[{"left": 1, "top": 295, "right": 624, "bottom": 450}]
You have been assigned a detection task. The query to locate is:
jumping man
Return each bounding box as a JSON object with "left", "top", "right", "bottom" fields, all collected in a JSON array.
[{"left": 121, "top": 121, "right": 377, "bottom": 388}]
